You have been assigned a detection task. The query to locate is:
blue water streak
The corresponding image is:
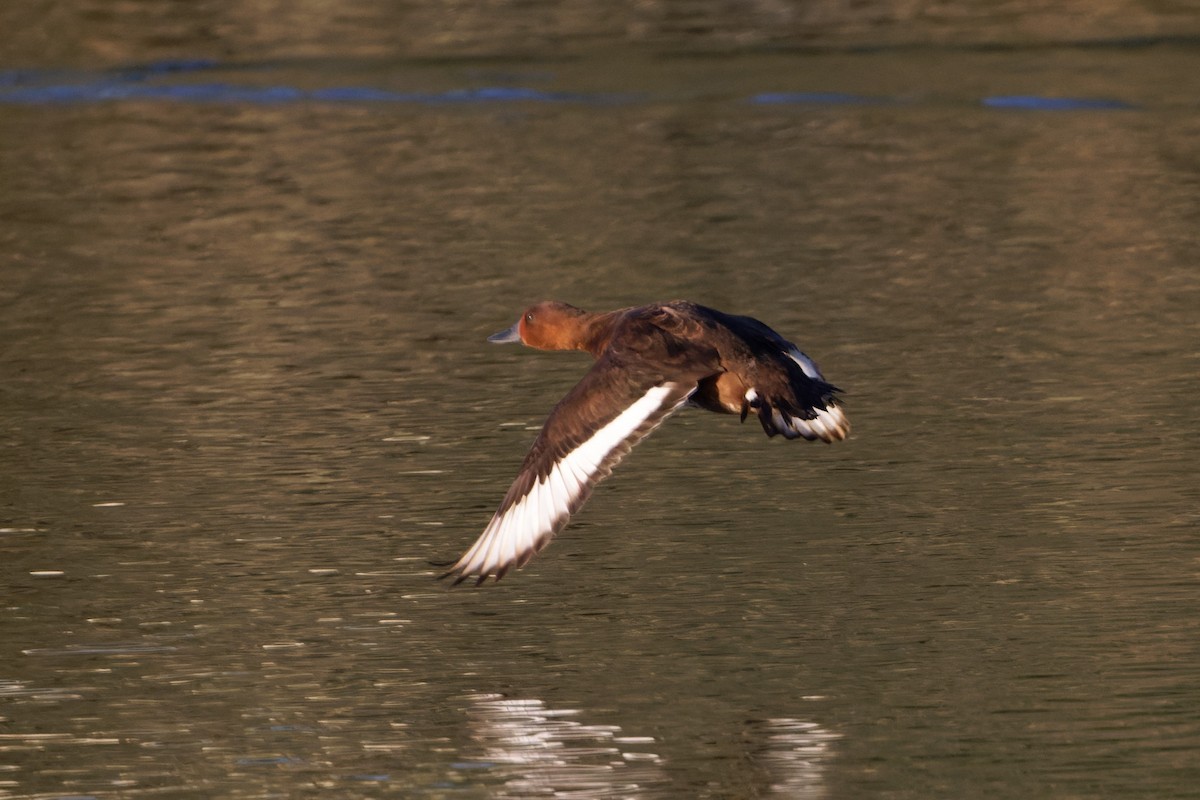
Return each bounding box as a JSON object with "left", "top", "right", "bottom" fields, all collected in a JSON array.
[
  {"left": 0, "top": 82, "right": 304, "bottom": 104},
  {"left": 750, "top": 91, "right": 890, "bottom": 105},
  {"left": 0, "top": 61, "right": 1143, "bottom": 111},
  {"left": 112, "top": 58, "right": 222, "bottom": 81},
  {"left": 0, "top": 79, "right": 629, "bottom": 106},
  {"left": 982, "top": 95, "right": 1135, "bottom": 110}
]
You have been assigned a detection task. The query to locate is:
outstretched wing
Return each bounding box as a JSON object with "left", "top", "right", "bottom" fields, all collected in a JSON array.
[{"left": 441, "top": 359, "right": 698, "bottom": 585}]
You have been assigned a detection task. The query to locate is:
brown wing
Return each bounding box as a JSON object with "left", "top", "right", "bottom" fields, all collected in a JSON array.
[{"left": 442, "top": 330, "right": 721, "bottom": 585}]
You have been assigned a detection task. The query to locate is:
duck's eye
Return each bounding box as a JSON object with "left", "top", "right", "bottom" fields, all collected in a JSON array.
[{"left": 525, "top": 313, "right": 535, "bottom": 323}]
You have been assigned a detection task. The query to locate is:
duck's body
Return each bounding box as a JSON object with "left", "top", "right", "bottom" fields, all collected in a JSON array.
[{"left": 442, "top": 301, "right": 848, "bottom": 585}]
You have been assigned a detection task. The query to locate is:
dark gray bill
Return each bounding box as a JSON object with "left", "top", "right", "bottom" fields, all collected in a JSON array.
[{"left": 487, "top": 321, "right": 522, "bottom": 344}]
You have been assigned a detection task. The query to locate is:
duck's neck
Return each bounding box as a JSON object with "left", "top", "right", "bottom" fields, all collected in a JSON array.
[{"left": 573, "top": 310, "right": 621, "bottom": 358}]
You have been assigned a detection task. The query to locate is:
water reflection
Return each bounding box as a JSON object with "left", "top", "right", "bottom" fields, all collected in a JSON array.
[
  {"left": 457, "top": 693, "right": 668, "bottom": 797},
  {"left": 0, "top": 678, "right": 86, "bottom": 703},
  {"left": 454, "top": 694, "right": 839, "bottom": 798},
  {"left": 751, "top": 718, "right": 840, "bottom": 798}
]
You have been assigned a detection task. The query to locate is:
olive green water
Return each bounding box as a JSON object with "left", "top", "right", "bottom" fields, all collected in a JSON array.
[{"left": 2, "top": 8, "right": 1200, "bottom": 799}]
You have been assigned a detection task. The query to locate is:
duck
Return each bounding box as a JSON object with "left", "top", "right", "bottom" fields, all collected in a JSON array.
[{"left": 441, "top": 300, "right": 848, "bottom": 585}]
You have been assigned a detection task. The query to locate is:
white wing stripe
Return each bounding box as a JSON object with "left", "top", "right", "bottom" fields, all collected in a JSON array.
[
  {"left": 480, "top": 510, "right": 505, "bottom": 573},
  {"left": 548, "top": 465, "right": 574, "bottom": 519},
  {"left": 501, "top": 492, "right": 522, "bottom": 568},
  {"left": 564, "top": 458, "right": 591, "bottom": 494},
  {"left": 451, "top": 383, "right": 681, "bottom": 580},
  {"left": 532, "top": 479, "right": 551, "bottom": 546},
  {"left": 567, "top": 383, "right": 676, "bottom": 473}
]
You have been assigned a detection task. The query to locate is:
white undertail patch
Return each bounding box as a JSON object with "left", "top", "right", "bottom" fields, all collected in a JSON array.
[
  {"left": 783, "top": 345, "right": 848, "bottom": 441},
  {"left": 786, "top": 403, "right": 849, "bottom": 442}
]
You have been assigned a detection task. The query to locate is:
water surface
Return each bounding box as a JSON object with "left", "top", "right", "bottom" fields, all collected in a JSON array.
[{"left": 2, "top": 29, "right": 1199, "bottom": 800}]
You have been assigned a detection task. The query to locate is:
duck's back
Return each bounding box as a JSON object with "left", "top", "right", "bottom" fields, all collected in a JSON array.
[{"left": 655, "top": 301, "right": 848, "bottom": 441}]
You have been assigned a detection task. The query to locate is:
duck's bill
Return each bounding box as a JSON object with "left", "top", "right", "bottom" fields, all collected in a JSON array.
[{"left": 487, "top": 321, "right": 522, "bottom": 344}]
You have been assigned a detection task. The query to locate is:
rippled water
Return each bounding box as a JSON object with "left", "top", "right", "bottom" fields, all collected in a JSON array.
[{"left": 2, "top": 8, "right": 1199, "bottom": 799}]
